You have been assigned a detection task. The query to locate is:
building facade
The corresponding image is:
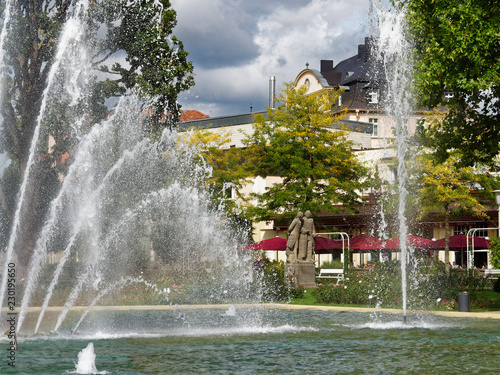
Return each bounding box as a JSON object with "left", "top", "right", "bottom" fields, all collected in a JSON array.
[{"left": 181, "top": 38, "right": 499, "bottom": 269}]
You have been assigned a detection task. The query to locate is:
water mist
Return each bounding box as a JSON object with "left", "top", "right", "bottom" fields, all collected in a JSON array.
[
  {"left": 371, "top": 0, "right": 415, "bottom": 319},
  {"left": 0, "top": 0, "right": 256, "bottom": 336}
]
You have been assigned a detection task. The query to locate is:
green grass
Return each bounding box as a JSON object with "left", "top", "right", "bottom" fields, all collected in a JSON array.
[
  {"left": 474, "top": 290, "right": 500, "bottom": 301},
  {"left": 290, "top": 289, "right": 317, "bottom": 305},
  {"left": 470, "top": 290, "right": 500, "bottom": 311},
  {"left": 289, "top": 288, "right": 500, "bottom": 312},
  {"left": 289, "top": 288, "right": 373, "bottom": 308}
]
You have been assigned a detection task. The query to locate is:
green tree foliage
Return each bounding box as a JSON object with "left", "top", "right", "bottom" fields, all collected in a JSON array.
[
  {"left": 399, "top": 0, "right": 500, "bottom": 166},
  {"left": 313, "top": 259, "right": 492, "bottom": 307},
  {"left": 242, "top": 83, "right": 373, "bottom": 221},
  {"left": 489, "top": 237, "right": 500, "bottom": 269},
  {"left": 180, "top": 126, "right": 251, "bottom": 213},
  {"left": 0, "top": 0, "right": 193, "bottom": 266},
  {"left": 413, "top": 150, "right": 498, "bottom": 270}
]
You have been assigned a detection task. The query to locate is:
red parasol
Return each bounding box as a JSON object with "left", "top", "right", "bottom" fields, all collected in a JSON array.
[
  {"left": 349, "top": 234, "right": 386, "bottom": 250},
  {"left": 314, "top": 236, "right": 344, "bottom": 252},
  {"left": 384, "top": 235, "right": 434, "bottom": 250},
  {"left": 244, "top": 237, "right": 287, "bottom": 251},
  {"left": 426, "top": 234, "right": 490, "bottom": 250}
]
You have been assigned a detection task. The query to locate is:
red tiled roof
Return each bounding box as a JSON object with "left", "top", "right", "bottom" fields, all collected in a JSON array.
[{"left": 179, "top": 110, "right": 209, "bottom": 122}]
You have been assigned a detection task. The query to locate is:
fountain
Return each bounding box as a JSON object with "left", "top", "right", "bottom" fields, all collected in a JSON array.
[
  {"left": 73, "top": 343, "right": 103, "bottom": 375},
  {"left": 0, "top": 0, "right": 256, "bottom": 337},
  {"left": 1, "top": 1, "right": 499, "bottom": 374},
  {"left": 370, "top": 0, "right": 416, "bottom": 320}
]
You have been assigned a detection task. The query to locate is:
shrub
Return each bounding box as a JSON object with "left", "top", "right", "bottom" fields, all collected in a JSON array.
[
  {"left": 319, "top": 259, "right": 343, "bottom": 270},
  {"left": 314, "top": 258, "right": 496, "bottom": 309},
  {"left": 488, "top": 237, "right": 500, "bottom": 269},
  {"left": 253, "top": 256, "right": 302, "bottom": 302},
  {"left": 313, "top": 283, "right": 345, "bottom": 304},
  {"left": 313, "top": 273, "right": 369, "bottom": 305}
]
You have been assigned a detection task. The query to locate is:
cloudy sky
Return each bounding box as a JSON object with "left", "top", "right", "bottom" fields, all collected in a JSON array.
[{"left": 171, "top": 0, "right": 372, "bottom": 118}]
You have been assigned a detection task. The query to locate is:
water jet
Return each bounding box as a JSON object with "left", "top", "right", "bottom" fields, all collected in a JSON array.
[{"left": 0, "top": 1, "right": 496, "bottom": 374}]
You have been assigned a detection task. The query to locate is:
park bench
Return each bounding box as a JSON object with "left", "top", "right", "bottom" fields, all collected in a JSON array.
[
  {"left": 484, "top": 269, "right": 500, "bottom": 277},
  {"left": 317, "top": 268, "right": 344, "bottom": 283}
]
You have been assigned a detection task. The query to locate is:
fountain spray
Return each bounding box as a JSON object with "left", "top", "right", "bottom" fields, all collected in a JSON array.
[{"left": 371, "top": 0, "right": 415, "bottom": 321}]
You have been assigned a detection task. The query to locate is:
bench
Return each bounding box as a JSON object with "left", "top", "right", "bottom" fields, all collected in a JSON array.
[
  {"left": 484, "top": 269, "right": 500, "bottom": 276},
  {"left": 317, "top": 268, "right": 344, "bottom": 283}
]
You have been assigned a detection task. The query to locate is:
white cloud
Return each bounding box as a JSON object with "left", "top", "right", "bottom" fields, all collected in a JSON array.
[{"left": 172, "top": 0, "right": 370, "bottom": 117}]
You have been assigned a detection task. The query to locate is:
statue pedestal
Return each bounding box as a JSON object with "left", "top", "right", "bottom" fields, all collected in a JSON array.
[{"left": 286, "top": 262, "right": 316, "bottom": 289}]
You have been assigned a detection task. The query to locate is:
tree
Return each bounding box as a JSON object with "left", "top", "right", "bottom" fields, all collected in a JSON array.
[
  {"left": 488, "top": 237, "right": 500, "bottom": 269},
  {"left": 399, "top": 0, "right": 500, "bottom": 167},
  {"left": 0, "top": 0, "right": 194, "bottom": 267},
  {"left": 242, "top": 83, "right": 373, "bottom": 221},
  {"left": 179, "top": 126, "right": 252, "bottom": 214},
  {"left": 413, "top": 150, "right": 498, "bottom": 273}
]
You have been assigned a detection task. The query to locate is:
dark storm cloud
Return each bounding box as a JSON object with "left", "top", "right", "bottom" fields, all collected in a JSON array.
[
  {"left": 176, "top": 27, "right": 258, "bottom": 70},
  {"left": 171, "top": 0, "right": 371, "bottom": 117}
]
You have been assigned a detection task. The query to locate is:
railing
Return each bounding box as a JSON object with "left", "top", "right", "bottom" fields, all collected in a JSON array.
[
  {"left": 317, "top": 232, "right": 349, "bottom": 270},
  {"left": 466, "top": 227, "right": 498, "bottom": 271}
]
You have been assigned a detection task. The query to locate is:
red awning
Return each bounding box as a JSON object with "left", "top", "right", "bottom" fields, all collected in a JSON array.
[
  {"left": 314, "top": 236, "right": 344, "bottom": 252},
  {"left": 384, "top": 235, "right": 434, "bottom": 250},
  {"left": 427, "top": 234, "right": 491, "bottom": 250},
  {"left": 245, "top": 236, "right": 346, "bottom": 252},
  {"left": 245, "top": 237, "right": 287, "bottom": 250},
  {"left": 349, "top": 234, "right": 386, "bottom": 250}
]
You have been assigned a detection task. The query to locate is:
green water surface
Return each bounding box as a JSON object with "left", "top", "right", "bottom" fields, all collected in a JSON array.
[{"left": 1, "top": 308, "right": 499, "bottom": 374}]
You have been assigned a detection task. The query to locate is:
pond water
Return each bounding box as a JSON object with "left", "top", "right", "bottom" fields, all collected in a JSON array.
[{"left": 1, "top": 306, "right": 499, "bottom": 374}]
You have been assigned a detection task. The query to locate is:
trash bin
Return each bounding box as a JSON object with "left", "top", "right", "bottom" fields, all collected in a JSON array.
[{"left": 458, "top": 292, "right": 470, "bottom": 312}]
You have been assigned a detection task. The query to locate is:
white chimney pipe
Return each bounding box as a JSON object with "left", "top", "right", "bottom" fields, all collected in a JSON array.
[{"left": 269, "top": 76, "right": 276, "bottom": 109}]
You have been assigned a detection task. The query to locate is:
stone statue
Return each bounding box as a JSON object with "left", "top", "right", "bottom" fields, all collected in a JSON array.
[
  {"left": 286, "top": 211, "right": 303, "bottom": 262},
  {"left": 285, "top": 210, "right": 317, "bottom": 288},
  {"left": 298, "top": 210, "right": 316, "bottom": 262}
]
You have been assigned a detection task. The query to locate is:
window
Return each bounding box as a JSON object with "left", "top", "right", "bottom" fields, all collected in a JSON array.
[
  {"left": 453, "top": 226, "right": 488, "bottom": 237},
  {"left": 369, "top": 118, "right": 378, "bottom": 137},
  {"left": 368, "top": 92, "right": 378, "bottom": 104},
  {"left": 470, "top": 227, "right": 488, "bottom": 238},
  {"left": 453, "top": 226, "right": 467, "bottom": 236}
]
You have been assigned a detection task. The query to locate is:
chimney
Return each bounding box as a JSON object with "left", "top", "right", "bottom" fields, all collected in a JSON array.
[
  {"left": 358, "top": 43, "right": 366, "bottom": 58},
  {"left": 269, "top": 76, "right": 276, "bottom": 109},
  {"left": 320, "top": 59, "right": 334, "bottom": 73},
  {"left": 358, "top": 37, "right": 372, "bottom": 61}
]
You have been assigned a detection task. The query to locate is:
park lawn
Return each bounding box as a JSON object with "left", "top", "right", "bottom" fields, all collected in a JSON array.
[
  {"left": 289, "top": 288, "right": 322, "bottom": 305},
  {"left": 289, "top": 288, "right": 500, "bottom": 312},
  {"left": 470, "top": 290, "right": 500, "bottom": 311},
  {"left": 289, "top": 288, "right": 375, "bottom": 308}
]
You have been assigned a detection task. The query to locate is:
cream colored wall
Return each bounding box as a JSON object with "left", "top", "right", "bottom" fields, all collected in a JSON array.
[
  {"left": 194, "top": 118, "right": 373, "bottom": 150},
  {"left": 348, "top": 112, "right": 424, "bottom": 150},
  {"left": 187, "top": 123, "right": 253, "bottom": 149},
  {"left": 295, "top": 71, "right": 324, "bottom": 94},
  {"left": 346, "top": 131, "right": 372, "bottom": 149},
  {"left": 350, "top": 113, "right": 394, "bottom": 149},
  {"left": 357, "top": 148, "right": 397, "bottom": 184}
]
